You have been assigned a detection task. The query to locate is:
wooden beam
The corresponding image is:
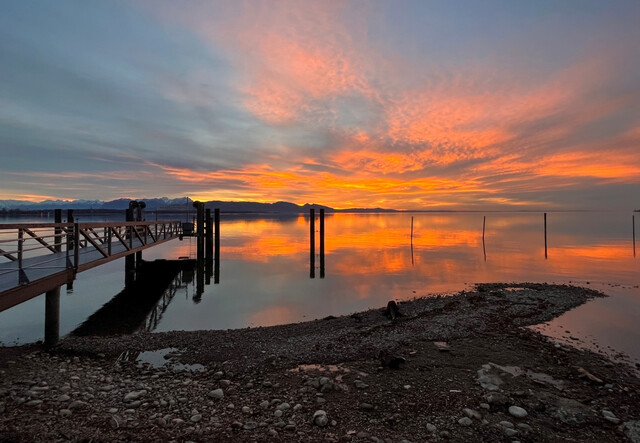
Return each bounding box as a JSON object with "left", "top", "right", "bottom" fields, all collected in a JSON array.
[
  {"left": 23, "top": 228, "right": 57, "bottom": 254},
  {"left": 79, "top": 229, "right": 108, "bottom": 258}
]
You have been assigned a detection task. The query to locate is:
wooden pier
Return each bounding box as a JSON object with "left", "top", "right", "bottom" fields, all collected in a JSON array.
[{"left": 0, "top": 220, "right": 183, "bottom": 312}]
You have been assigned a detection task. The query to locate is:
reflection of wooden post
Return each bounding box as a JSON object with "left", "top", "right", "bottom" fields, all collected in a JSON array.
[
  {"left": 633, "top": 215, "right": 636, "bottom": 258},
  {"left": 320, "top": 209, "right": 325, "bottom": 278},
  {"left": 44, "top": 286, "right": 60, "bottom": 349},
  {"left": 544, "top": 212, "right": 548, "bottom": 259},
  {"left": 310, "top": 208, "right": 315, "bottom": 279}
]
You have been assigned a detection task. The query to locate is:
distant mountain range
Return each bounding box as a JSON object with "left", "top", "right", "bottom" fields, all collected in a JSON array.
[{"left": 0, "top": 198, "right": 395, "bottom": 214}]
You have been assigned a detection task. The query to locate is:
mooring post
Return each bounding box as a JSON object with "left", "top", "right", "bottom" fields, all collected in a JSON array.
[
  {"left": 214, "top": 208, "right": 220, "bottom": 284},
  {"left": 44, "top": 286, "right": 60, "bottom": 349},
  {"left": 194, "top": 202, "right": 204, "bottom": 260},
  {"left": 54, "top": 209, "right": 62, "bottom": 253},
  {"left": 544, "top": 212, "right": 548, "bottom": 259},
  {"left": 205, "top": 208, "right": 213, "bottom": 259},
  {"left": 633, "top": 214, "right": 636, "bottom": 258},
  {"left": 320, "top": 209, "right": 325, "bottom": 279},
  {"left": 310, "top": 208, "right": 315, "bottom": 278}
]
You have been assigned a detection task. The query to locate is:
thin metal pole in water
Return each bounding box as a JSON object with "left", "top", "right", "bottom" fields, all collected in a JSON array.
[
  {"left": 482, "top": 216, "right": 486, "bottom": 262},
  {"left": 411, "top": 216, "right": 414, "bottom": 244},
  {"left": 310, "top": 208, "right": 315, "bottom": 278},
  {"left": 544, "top": 212, "right": 548, "bottom": 259}
]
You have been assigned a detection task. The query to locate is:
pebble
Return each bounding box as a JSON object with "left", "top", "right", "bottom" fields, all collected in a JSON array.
[
  {"left": 480, "top": 403, "right": 490, "bottom": 410},
  {"left": 56, "top": 394, "right": 71, "bottom": 402},
  {"left": 313, "top": 410, "right": 328, "bottom": 427},
  {"left": 426, "top": 423, "right": 437, "bottom": 432},
  {"left": 274, "top": 410, "right": 283, "bottom": 418},
  {"left": 359, "top": 403, "right": 374, "bottom": 411},
  {"left": 243, "top": 421, "right": 258, "bottom": 430},
  {"left": 191, "top": 414, "right": 202, "bottom": 422},
  {"left": 109, "top": 416, "right": 119, "bottom": 429},
  {"left": 268, "top": 429, "right": 278, "bottom": 437},
  {"left": 602, "top": 410, "right": 620, "bottom": 424},
  {"left": 458, "top": 417, "right": 473, "bottom": 426},
  {"left": 277, "top": 402, "right": 291, "bottom": 410},
  {"left": 463, "top": 408, "right": 482, "bottom": 420},
  {"left": 354, "top": 380, "right": 369, "bottom": 389},
  {"left": 59, "top": 409, "right": 72, "bottom": 417},
  {"left": 242, "top": 406, "right": 252, "bottom": 414},
  {"left": 108, "top": 408, "right": 118, "bottom": 414},
  {"left": 219, "top": 379, "right": 231, "bottom": 388},
  {"left": 504, "top": 428, "right": 519, "bottom": 437},
  {"left": 293, "top": 404, "right": 303, "bottom": 412},
  {"left": 260, "top": 400, "right": 270, "bottom": 408},
  {"left": 69, "top": 400, "right": 87, "bottom": 409},
  {"left": 500, "top": 421, "right": 515, "bottom": 428},
  {"left": 508, "top": 406, "right": 528, "bottom": 418},
  {"left": 25, "top": 400, "right": 43, "bottom": 407},
  {"left": 208, "top": 389, "right": 224, "bottom": 400}
]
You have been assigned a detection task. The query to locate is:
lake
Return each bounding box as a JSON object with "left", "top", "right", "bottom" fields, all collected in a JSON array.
[{"left": 1, "top": 211, "right": 638, "bottom": 364}]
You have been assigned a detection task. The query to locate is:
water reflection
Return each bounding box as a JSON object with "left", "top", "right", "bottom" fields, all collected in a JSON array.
[
  {"left": 1, "top": 212, "right": 638, "bottom": 362},
  {"left": 72, "top": 259, "right": 196, "bottom": 336}
]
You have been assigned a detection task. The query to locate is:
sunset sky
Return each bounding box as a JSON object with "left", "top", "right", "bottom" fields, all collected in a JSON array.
[{"left": 1, "top": 0, "right": 639, "bottom": 210}]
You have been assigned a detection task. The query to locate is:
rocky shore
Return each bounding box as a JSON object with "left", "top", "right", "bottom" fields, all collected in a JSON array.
[{"left": 1, "top": 283, "right": 640, "bottom": 442}]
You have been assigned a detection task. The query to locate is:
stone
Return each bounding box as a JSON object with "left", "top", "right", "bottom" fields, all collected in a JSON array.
[
  {"left": 359, "top": 403, "right": 374, "bottom": 411},
  {"left": 268, "top": 428, "right": 278, "bottom": 437},
  {"left": 463, "top": 408, "right": 482, "bottom": 420},
  {"left": 621, "top": 421, "right": 640, "bottom": 442},
  {"left": 242, "top": 406, "right": 252, "bottom": 414},
  {"left": 124, "top": 390, "right": 143, "bottom": 402},
  {"left": 508, "top": 406, "right": 528, "bottom": 418},
  {"left": 219, "top": 379, "right": 231, "bottom": 388},
  {"left": 59, "top": 409, "right": 72, "bottom": 417},
  {"left": 191, "top": 414, "right": 202, "bottom": 422},
  {"left": 602, "top": 410, "right": 620, "bottom": 424},
  {"left": 109, "top": 416, "right": 119, "bottom": 429},
  {"left": 458, "top": 417, "right": 473, "bottom": 426},
  {"left": 484, "top": 392, "right": 508, "bottom": 406},
  {"left": 56, "top": 394, "right": 71, "bottom": 402},
  {"left": 260, "top": 400, "right": 270, "bottom": 408},
  {"left": 499, "top": 421, "right": 514, "bottom": 429},
  {"left": 25, "top": 399, "right": 43, "bottom": 407},
  {"left": 243, "top": 421, "right": 258, "bottom": 430},
  {"left": 313, "top": 410, "right": 328, "bottom": 427},
  {"left": 426, "top": 423, "right": 437, "bottom": 433},
  {"left": 293, "top": 404, "right": 303, "bottom": 412},
  {"left": 108, "top": 408, "right": 118, "bottom": 414},
  {"left": 504, "top": 428, "right": 519, "bottom": 437},
  {"left": 354, "top": 380, "right": 369, "bottom": 389},
  {"left": 208, "top": 389, "right": 224, "bottom": 400},
  {"left": 69, "top": 400, "right": 87, "bottom": 409},
  {"left": 274, "top": 410, "right": 283, "bottom": 418},
  {"left": 277, "top": 402, "right": 291, "bottom": 410},
  {"left": 480, "top": 403, "right": 490, "bottom": 410}
]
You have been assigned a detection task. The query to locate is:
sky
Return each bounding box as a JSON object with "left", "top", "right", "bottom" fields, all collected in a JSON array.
[{"left": 1, "top": 0, "right": 639, "bottom": 210}]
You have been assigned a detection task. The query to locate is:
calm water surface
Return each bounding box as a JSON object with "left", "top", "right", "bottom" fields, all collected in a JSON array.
[{"left": 1, "top": 212, "right": 638, "bottom": 363}]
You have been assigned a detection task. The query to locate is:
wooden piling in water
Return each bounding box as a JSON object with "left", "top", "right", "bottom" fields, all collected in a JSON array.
[
  {"left": 320, "top": 209, "right": 325, "bottom": 278},
  {"left": 544, "top": 212, "right": 548, "bottom": 259},
  {"left": 633, "top": 215, "right": 636, "bottom": 258},
  {"left": 214, "top": 208, "right": 220, "bottom": 284},
  {"left": 205, "top": 208, "right": 213, "bottom": 259},
  {"left": 310, "top": 208, "right": 315, "bottom": 278}
]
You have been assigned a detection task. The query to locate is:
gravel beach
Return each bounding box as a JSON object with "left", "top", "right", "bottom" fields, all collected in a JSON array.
[{"left": 1, "top": 283, "right": 640, "bottom": 442}]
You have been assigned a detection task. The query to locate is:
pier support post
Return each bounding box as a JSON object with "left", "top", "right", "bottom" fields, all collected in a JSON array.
[
  {"left": 44, "top": 286, "right": 60, "bottom": 349},
  {"left": 310, "top": 208, "right": 315, "bottom": 278},
  {"left": 633, "top": 215, "right": 636, "bottom": 258},
  {"left": 54, "top": 210, "right": 62, "bottom": 253}
]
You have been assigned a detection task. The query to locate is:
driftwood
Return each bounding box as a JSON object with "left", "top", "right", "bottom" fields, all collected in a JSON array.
[{"left": 384, "top": 300, "right": 402, "bottom": 320}]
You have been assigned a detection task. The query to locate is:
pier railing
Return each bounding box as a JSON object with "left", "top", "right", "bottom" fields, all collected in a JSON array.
[{"left": 0, "top": 221, "right": 183, "bottom": 308}]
